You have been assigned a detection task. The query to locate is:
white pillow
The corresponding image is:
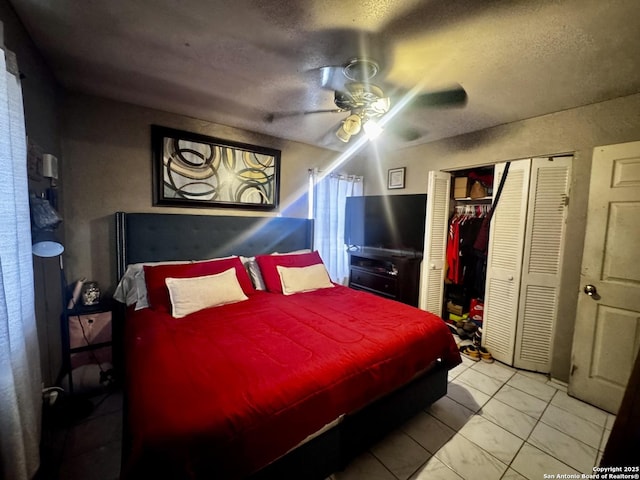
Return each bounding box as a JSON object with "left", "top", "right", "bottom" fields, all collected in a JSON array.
[
  {"left": 165, "top": 268, "right": 248, "bottom": 318},
  {"left": 240, "top": 250, "right": 311, "bottom": 291},
  {"left": 114, "top": 256, "right": 238, "bottom": 310},
  {"left": 276, "top": 263, "right": 334, "bottom": 296}
]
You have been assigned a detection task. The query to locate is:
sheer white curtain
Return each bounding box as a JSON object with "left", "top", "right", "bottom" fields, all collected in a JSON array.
[
  {"left": 311, "top": 170, "right": 363, "bottom": 285},
  {"left": 0, "top": 40, "right": 43, "bottom": 480}
]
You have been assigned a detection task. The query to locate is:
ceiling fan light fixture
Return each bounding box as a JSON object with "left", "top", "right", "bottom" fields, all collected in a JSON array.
[
  {"left": 342, "top": 114, "right": 362, "bottom": 135},
  {"left": 336, "top": 113, "right": 362, "bottom": 143},
  {"left": 336, "top": 126, "right": 351, "bottom": 143},
  {"left": 321, "top": 57, "right": 467, "bottom": 146},
  {"left": 363, "top": 118, "right": 383, "bottom": 141}
]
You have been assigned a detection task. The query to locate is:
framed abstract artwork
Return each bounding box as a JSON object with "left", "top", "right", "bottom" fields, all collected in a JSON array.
[{"left": 152, "top": 125, "right": 280, "bottom": 209}]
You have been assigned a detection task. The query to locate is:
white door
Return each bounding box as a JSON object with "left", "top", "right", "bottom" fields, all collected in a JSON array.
[
  {"left": 482, "top": 159, "right": 531, "bottom": 365},
  {"left": 419, "top": 171, "right": 451, "bottom": 314},
  {"left": 569, "top": 141, "right": 640, "bottom": 414},
  {"left": 514, "top": 156, "right": 572, "bottom": 372}
]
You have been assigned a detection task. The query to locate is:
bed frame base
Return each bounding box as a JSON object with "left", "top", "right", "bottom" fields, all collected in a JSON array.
[{"left": 250, "top": 360, "right": 448, "bottom": 480}]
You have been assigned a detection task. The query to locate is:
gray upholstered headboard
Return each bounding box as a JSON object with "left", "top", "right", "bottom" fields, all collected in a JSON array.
[{"left": 115, "top": 212, "right": 313, "bottom": 279}]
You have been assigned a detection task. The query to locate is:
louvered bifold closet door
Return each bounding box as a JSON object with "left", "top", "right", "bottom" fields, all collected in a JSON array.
[
  {"left": 419, "top": 171, "right": 451, "bottom": 314},
  {"left": 482, "top": 159, "right": 531, "bottom": 365},
  {"left": 514, "top": 156, "right": 571, "bottom": 372}
]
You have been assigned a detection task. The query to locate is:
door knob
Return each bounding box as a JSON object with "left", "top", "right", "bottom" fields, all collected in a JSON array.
[{"left": 583, "top": 284, "right": 597, "bottom": 296}]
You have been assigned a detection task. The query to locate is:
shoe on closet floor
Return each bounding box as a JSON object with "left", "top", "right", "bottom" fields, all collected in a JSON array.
[
  {"left": 458, "top": 344, "right": 481, "bottom": 362},
  {"left": 476, "top": 346, "right": 494, "bottom": 363}
]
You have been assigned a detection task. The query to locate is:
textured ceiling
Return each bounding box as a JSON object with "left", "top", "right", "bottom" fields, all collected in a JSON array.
[{"left": 9, "top": 0, "right": 640, "bottom": 151}]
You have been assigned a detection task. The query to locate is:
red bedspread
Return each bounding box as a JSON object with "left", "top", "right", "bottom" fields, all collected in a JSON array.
[{"left": 122, "top": 285, "right": 460, "bottom": 479}]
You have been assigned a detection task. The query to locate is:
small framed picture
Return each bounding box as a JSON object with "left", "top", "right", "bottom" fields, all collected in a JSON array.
[{"left": 387, "top": 167, "right": 406, "bottom": 190}]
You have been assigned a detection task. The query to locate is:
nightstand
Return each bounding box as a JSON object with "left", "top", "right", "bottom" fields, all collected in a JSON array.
[{"left": 61, "top": 301, "right": 114, "bottom": 394}]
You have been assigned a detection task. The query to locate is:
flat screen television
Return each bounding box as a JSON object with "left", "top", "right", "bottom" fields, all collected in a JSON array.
[{"left": 344, "top": 194, "right": 427, "bottom": 253}]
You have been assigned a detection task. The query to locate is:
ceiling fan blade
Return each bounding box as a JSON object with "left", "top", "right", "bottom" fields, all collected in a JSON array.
[
  {"left": 393, "top": 126, "right": 423, "bottom": 142},
  {"left": 265, "top": 108, "right": 344, "bottom": 123},
  {"left": 319, "top": 65, "right": 349, "bottom": 92},
  {"left": 385, "top": 121, "right": 425, "bottom": 142},
  {"left": 411, "top": 85, "right": 468, "bottom": 108}
]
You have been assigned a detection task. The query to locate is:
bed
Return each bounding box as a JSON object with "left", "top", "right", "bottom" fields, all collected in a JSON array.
[{"left": 114, "top": 212, "right": 460, "bottom": 480}]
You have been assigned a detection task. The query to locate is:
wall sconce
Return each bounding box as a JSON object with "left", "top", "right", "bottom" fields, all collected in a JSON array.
[
  {"left": 42, "top": 153, "right": 58, "bottom": 181},
  {"left": 41, "top": 153, "right": 59, "bottom": 209}
]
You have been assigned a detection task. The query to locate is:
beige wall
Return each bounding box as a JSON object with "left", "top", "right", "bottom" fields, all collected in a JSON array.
[
  {"left": 60, "top": 93, "right": 354, "bottom": 297},
  {"left": 350, "top": 93, "right": 640, "bottom": 382}
]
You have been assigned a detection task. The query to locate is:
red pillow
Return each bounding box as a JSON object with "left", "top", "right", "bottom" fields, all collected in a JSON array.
[
  {"left": 255, "top": 251, "right": 324, "bottom": 293},
  {"left": 144, "top": 257, "right": 254, "bottom": 311}
]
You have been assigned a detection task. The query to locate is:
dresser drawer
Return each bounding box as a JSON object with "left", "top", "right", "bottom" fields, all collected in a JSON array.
[{"left": 350, "top": 268, "right": 397, "bottom": 296}]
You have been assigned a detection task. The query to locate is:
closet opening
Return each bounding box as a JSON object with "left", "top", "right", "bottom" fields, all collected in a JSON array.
[
  {"left": 443, "top": 166, "right": 495, "bottom": 340},
  {"left": 421, "top": 156, "right": 572, "bottom": 371}
]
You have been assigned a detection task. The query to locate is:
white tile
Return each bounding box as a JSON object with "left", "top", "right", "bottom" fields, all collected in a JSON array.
[
  {"left": 457, "top": 415, "right": 523, "bottom": 464},
  {"left": 447, "top": 380, "right": 491, "bottom": 412},
  {"left": 494, "top": 385, "right": 548, "bottom": 419},
  {"left": 600, "top": 428, "right": 611, "bottom": 451},
  {"left": 511, "top": 443, "right": 579, "bottom": 480},
  {"left": 528, "top": 422, "right": 598, "bottom": 473},
  {"left": 456, "top": 369, "right": 504, "bottom": 396},
  {"left": 595, "top": 450, "right": 603, "bottom": 467},
  {"left": 428, "top": 396, "right": 475, "bottom": 431},
  {"left": 448, "top": 362, "right": 470, "bottom": 382},
  {"left": 516, "top": 370, "right": 549, "bottom": 384},
  {"left": 459, "top": 355, "right": 480, "bottom": 367},
  {"left": 87, "top": 391, "right": 124, "bottom": 418},
  {"left": 478, "top": 398, "right": 537, "bottom": 440},
  {"left": 470, "top": 361, "right": 515, "bottom": 384},
  {"left": 502, "top": 468, "right": 528, "bottom": 480},
  {"left": 409, "top": 456, "right": 463, "bottom": 480},
  {"left": 434, "top": 433, "right": 507, "bottom": 480},
  {"left": 59, "top": 441, "right": 121, "bottom": 480},
  {"left": 63, "top": 411, "right": 122, "bottom": 459},
  {"left": 403, "top": 411, "right": 456, "bottom": 454},
  {"left": 540, "top": 404, "right": 604, "bottom": 449},
  {"left": 332, "top": 451, "right": 397, "bottom": 480},
  {"left": 371, "top": 430, "right": 430, "bottom": 480},
  {"left": 546, "top": 378, "right": 568, "bottom": 392},
  {"left": 507, "top": 373, "right": 557, "bottom": 402},
  {"left": 605, "top": 414, "right": 616, "bottom": 431},
  {"left": 550, "top": 391, "right": 608, "bottom": 427}
]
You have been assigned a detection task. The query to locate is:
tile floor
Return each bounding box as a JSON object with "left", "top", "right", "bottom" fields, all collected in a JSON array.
[
  {"left": 329, "top": 355, "right": 615, "bottom": 480},
  {"left": 39, "top": 352, "right": 615, "bottom": 480}
]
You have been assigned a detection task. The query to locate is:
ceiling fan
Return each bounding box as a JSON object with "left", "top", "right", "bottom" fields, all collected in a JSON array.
[{"left": 266, "top": 58, "right": 468, "bottom": 144}]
